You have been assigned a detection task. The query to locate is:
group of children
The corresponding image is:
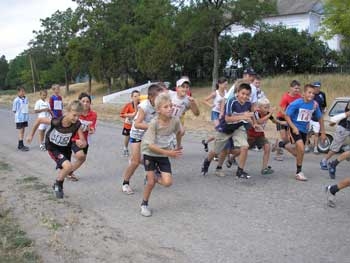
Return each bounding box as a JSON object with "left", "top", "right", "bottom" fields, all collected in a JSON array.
[{"left": 11, "top": 73, "right": 350, "bottom": 215}]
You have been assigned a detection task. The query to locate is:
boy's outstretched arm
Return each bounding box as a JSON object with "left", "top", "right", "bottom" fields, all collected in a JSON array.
[{"left": 26, "top": 117, "right": 51, "bottom": 143}]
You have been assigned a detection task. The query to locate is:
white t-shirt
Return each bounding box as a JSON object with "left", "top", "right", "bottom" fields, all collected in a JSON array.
[
  {"left": 168, "top": 90, "right": 191, "bottom": 117},
  {"left": 225, "top": 83, "right": 258, "bottom": 104},
  {"left": 130, "top": 100, "right": 156, "bottom": 140},
  {"left": 34, "top": 99, "right": 51, "bottom": 118},
  {"left": 212, "top": 90, "right": 226, "bottom": 113}
]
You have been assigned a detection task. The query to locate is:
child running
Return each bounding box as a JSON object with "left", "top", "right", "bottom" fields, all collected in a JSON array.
[
  {"left": 12, "top": 86, "right": 30, "bottom": 151},
  {"left": 34, "top": 90, "right": 52, "bottom": 151},
  {"left": 121, "top": 84, "right": 164, "bottom": 195},
  {"left": 280, "top": 84, "right": 326, "bottom": 181},
  {"left": 140, "top": 93, "right": 183, "bottom": 217},
  {"left": 26, "top": 100, "right": 87, "bottom": 198},
  {"left": 68, "top": 93, "right": 97, "bottom": 181},
  {"left": 120, "top": 90, "right": 140, "bottom": 157},
  {"left": 49, "top": 84, "right": 63, "bottom": 118},
  {"left": 201, "top": 77, "right": 228, "bottom": 152},
  {"left": 201, "top": 82, "right": 258, "bottom": 179}
]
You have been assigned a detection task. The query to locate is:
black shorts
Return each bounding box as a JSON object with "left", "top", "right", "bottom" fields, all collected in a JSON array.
[
  {"left": 122, "top": 127, "right": 131, "bottom": 136},
  {"left": 48, "top": 148, "right": 72, "bottom": 169},
  {"left": 129, "top": 137, "right": 141, "bottom": 143},
  {"left": 143, "top": 154, "right": 172, "bottom": 173},
  {"left": 71, "top": 142, "right": 89, "bottom": 155},
  {"left": 290, "top": 131, "right": 307, "bottom": 144},
  {"left": 276, "top": 117, "right": 287, "bottom": 131},
  {"left": 16, "top": 122, "right": 28, "bottom": 129}
]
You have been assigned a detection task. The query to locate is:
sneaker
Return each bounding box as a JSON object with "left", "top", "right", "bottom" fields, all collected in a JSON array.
[
  {"left": 215, "top": 168, "right": 226, "bottom": 177},
  {"left": 122, "top": 184, "right": 134, "bottom": 195},
  {"left": 201, "top": 140, "right": 208, "bottom": 152},
  {"left": 18, "top": 145, "right": 29, "bottom": 152},
  {"left": 226, "top": 159, "right": 233, "bottom": 168},
  {"left": 201, "top": 158, "right": 210, "bottom": 176},
  {"left": 320, "top": 160, "right": 328, "bottom": 170},
  {"left": 328, "top": 161, "right": 337, "bottom": 179},
  {"left": 295, "top": 172, "right": 307, "bottom": 181},
  {"left": 236, "top": 169, "right": 250, "bottom": 179},
  {"left": 39, "top": 144, "right": 46, "bottom": 151},
  {"left": 252, "top": 146, "right": 260, "bottom": 152},
  {"left": 313, "top": 147, "right": 319, "bottom": 155},
  {"left": 123, "top": 149, "right": 129, "bottom": 157},
  {"left": 325, "top": 185, "right": 336, "bottom": 208},
  {"left": 52, "top": 183, "right": 64, "bottom": 199},
  {"left": 140, "top": 205, "right": 152, "bottom": 217},
  {"left": 304, "top": 145, "right": 310, "bottom": 153}
]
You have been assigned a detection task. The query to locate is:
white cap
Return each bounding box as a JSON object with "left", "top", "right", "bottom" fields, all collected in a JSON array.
[{"left": 176, "top": 77, "right": 190, "bottom": 87}]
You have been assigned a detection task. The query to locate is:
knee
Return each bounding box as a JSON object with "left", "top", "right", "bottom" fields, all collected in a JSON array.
[
  {"left": 76, "top": 152, "right": 86, "bottom": 162},
  {"left": 62, "top": 161, "right": 73, "bottom": 172},
  {"left": 163, "top": 178, "right": 172, "bottom": 187}
]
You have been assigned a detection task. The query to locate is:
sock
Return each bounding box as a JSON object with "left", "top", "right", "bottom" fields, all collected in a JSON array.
[
  {"left": 333, "top": 159, "right": 340, "bottom": 167},
  {"left": 216, "top": 165, "right": 222, "bottom": 170},
  {"left": 296, "top": 165, "right": 302, "bottom": 174},
  {"left": 123, "top": 180, "right": 129, "bottom": 185},
  {"left": 141, "top": 200, "right": 148, "bottom": 206},
  {"left": 205, "top": 157, "right": 211, "bottom": 165},
  {"left": 56, "top": 180, "right": 64, "bottom": 188},
  {"left": 237, "top": 167, "right": 243, "bottom": 173},
  {"left": 18, "top": 140, "right": 24, "bottom": 147},
  {"left": 329, "top": 184, "right": 339, "bottom": 195}
]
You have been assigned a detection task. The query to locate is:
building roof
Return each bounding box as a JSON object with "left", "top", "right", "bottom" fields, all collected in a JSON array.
[{"left": 277, "top": 0, "right": 323, "bottom": 16}]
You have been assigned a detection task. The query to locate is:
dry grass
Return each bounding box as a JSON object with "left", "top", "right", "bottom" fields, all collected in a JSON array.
[{"left": 1, "top": 74, "right": 349, "bottom": 134}]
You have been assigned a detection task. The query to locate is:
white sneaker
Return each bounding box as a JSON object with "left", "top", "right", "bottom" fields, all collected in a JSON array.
[
  {"left": 295, "top": 172, "right": 308, "bottom": 181},
  {"left": 325, "top": 185, "right": 336, "bottom": 208},
  {"left": 313, "top": 147, "right": 319, "bottom": 154},
  {"left": 122, "top": 184, "right": 134, "bottom": 195},
  {"left": 39, "top": 143, "right": 46, "bottom": 151},
  {"left": 140, "top": 205, "right": 152, "bottom": 217},
  {"left": 123, "top": 149, "right": 129, "bottom": 157},
  {"left": 304, "top": 146, "right": 310, "bottom": 153}
]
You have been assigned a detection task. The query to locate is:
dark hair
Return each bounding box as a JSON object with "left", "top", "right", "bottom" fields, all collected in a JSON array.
[
  {"left": 148, "top": 84, "right": 163, "bottom": 98},
  {"left": 236, "top": 82, "right": 251, "bottom": 93},
  {"left": 304, "top": 84, "right": 315, "bottom": 92},
  {"left": 290, "top": 80, "right": 300, "bottom": 87},
  {"left": 17, "top": 86, "right": 25, "bottom": 92},
  {"left": 78, "top": 92, "right": 91, "bottom": 102},
  {"left": 131, "top": 90, "right": 140, "bottom": 96},
  {"left": 215, "top": 77, "right": 227, "bottom": 90},
  {"left": 39, "top": 89, "right": 48, "bottom": 95}
]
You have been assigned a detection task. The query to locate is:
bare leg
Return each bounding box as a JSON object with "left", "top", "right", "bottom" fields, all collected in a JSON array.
[
  {"left": 262, "top": 143, "right": 270, "bottom": 169},
  {"left": 123, "top": 142, "right": 141, "bottom": 181}
]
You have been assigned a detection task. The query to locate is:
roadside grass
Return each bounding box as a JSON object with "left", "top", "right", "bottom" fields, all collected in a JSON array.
[{"left": 0, "top": 208, "right": 41, "bottom": 263}]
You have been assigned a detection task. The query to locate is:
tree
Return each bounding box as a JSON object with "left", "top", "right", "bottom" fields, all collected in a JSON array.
[
  {"left": 176, "top": 0, "right": 276, "bottom": 89},
  {"left": 321, "top": 0, "right": 350, "bottom": 45},
  {"left": 0, "top": 55, "right": 9, "bottom": 89}
]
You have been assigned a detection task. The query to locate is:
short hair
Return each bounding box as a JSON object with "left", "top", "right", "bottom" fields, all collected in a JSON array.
[
  {"left": 66, "top": 100, "right": 83, "bottom": 113},
  {"left": 147, "top": 84, "right": 163, "bottom": 98},
  {"left": 51, "top": 84, "right": 60, "bottom": 90},
  {"left": 78, "top": 92, "right": 91, "bottom": 102},
  {"left": 290, "top": 80, "right": 300, "bottom": 87},
  {"left": 155, "top": 93, "right": 171, "bottom": 110},
  {"left": 254, "top": 75, "right": 262, "bottom": 81},
  {"left": 131, "top": 90, "right": 140, "bottom": 97},
  {"left": 257, "top": 97, "right": 270, "bottom": 106},
  {"left": 39, "top": 89, "right": 48, "bottom": 95},
  {"left": 236, "top": 82, "right": 251, "bottom": 94},
  {"left": 304, "top": 84, "right": 315, "bottom": 92}
]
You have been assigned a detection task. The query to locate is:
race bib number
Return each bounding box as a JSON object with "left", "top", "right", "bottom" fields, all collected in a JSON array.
[
  {"left": 49, "top": 129, "right": 72, "bottom": 146},
  {"left": 21, "top": 104, "right": 29, "bottom": 114},
  {"left": 80, "top": 120, "right": 92, "bottom": 132},
  {"left": 297, "top": 109, "right": 312, "bottom": 122},
  {"left": 54, "top": 100, "right": 63, "bottom": 110},
  {"left": 125, "top": 117, "right": 133, "bottom": 125}
]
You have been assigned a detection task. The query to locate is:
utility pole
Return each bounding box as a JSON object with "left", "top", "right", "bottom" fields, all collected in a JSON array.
[{"left": 29, "top": 53, "right": 36, "bottom": 93}]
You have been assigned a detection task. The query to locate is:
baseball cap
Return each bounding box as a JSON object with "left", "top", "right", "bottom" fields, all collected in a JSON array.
[
  {"left": 312, "top": 81, "right": 321, "bottom": 87},
  {"left": 243, "top": 68, "right": 256, "bottom": 75},
  {"left": 176, "top": 77, "right": 191, "bottom": 87}
]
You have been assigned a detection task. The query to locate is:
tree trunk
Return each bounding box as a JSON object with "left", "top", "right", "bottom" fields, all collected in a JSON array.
[
  {"left": 212, "top": 32, "right": 219, "bottom": 91},
  {"left": 107, "top": 77, "right": 112, "bottom": 94},
  {"left": 88, "top": 74, "right": 92, "bottom": 94},
  {"left": 65, "top": 69, "right": 70, "bottom": 94}
]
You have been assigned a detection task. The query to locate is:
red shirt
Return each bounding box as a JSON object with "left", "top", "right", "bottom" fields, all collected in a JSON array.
[
  {"left": 120, "top": 102, "right": 137, "bottom": 129},
  {"left": 248, "top": 111, "right": 274, "bottom": 137},
  {"left": 72, "top": 110, "right": 97, "bottom": 141},
  {"left": 277, "top": 92, "right": 301, "bottom": 118}
]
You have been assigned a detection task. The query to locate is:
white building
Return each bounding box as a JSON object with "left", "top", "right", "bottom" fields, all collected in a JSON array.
[{"left": 229, "top": 0, "right": 341, "bottom": 51}]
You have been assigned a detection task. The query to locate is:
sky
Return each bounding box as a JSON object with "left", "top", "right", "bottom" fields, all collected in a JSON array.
[{"left": 0, "top": 0, "right": 77, "bottom": 61}]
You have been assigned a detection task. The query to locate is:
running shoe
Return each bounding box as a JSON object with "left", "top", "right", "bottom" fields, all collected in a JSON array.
[
  {"left": 39, "top": 144, "right": 46, "bottom": 151},
  {"left": 236, "top": 169, "right": 250, "bottom": 179},
  {"left": 313, "top": 147, "right": 319, "bottom": 155},
  {"left": 225, "top": 157, "right": 237, "bottom": 168},
  {"left": 295, "top": 172, "right": 307, "bottom": 181},
  {"left": 304, "top": 145, "right": 310, "bottom": 153},
  {"left": 18, "top": 145, "right": 29, "bottom": 152},
  {"left": 140, "top": 205, "right": 152, "bottom": 217},
  {"left": 328, "top": 161, "right": 337, "bottom": 179},
  {"left": 52, "top": 182, "right": 64, "bottom": 199},
  {"left": 325, "top": 185, "right": 336, "bottom": 208},
  {"left": 201, "top": 140, "right": 208, "bottom": 152},
  {"left": 122, "top": 184, "right": 134, "bottom": 195},
  {"left": 201, "top": 158, "right": 210, "bottom": 176},
  {"left": 320, "top": 160, "right": 328, "bottom": 170},
  {"left": 215, "top": 168, "right": 226, "bottom": 177},
  {"left": 123, "top": 149, "right": 129, "bottom": 157}
]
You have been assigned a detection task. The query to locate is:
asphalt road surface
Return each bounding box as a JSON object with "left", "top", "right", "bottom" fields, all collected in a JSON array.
[{"left": 1, "top": 108, "right": 350, "bottom": 263}]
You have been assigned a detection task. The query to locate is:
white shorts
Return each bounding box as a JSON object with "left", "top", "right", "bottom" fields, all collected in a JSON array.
[
  {"left": 38, "top": 123, "right": 49, "bottom": 131},
  {"left": 330, "top": 125, "right": 350, "bottom": 152},
  {"left": 309, "top": 120, "right": 320, "bottom": 133}
]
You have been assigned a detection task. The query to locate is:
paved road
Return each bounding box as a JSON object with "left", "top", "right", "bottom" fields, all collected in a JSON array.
[{"left": 1, "top": 108, "right": 350, "bottom": 263}]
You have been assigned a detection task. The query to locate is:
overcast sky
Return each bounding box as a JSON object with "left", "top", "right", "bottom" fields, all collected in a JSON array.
[{"left": 0, "top": 0, "right": 77, "bottom": 61}]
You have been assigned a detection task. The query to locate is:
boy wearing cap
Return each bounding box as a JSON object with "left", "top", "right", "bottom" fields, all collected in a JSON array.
[
  {"left": 305, "top": 81, "right": 327, "bottom": 154},
  {"left": 168, "top": 77, "right": 200, "bottom": 148}
]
